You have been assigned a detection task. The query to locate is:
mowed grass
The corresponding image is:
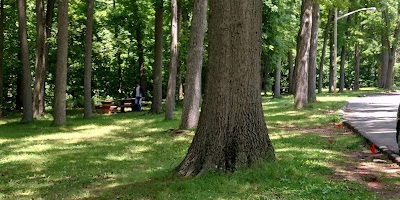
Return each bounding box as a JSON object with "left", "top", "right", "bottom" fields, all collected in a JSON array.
[{"left": 0, "top": 87, "right": 395, "bottom": 199}]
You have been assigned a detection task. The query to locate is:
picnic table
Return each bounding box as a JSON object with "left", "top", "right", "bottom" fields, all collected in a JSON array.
[{"left": 96, "top": 98, "right": 138, "bottom": 114}]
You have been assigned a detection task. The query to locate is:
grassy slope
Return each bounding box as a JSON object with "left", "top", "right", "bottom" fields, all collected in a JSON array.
[{"left": 0, "top": 88, "right": 395, "bottom": 199}]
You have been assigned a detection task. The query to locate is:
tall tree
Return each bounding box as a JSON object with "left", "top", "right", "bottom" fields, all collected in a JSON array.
[
  {"left": 354, "top": 42, "right": 360, "bottom": 90},
  {"left": 17, "top": 0, "right": 33, "bottom": 123},
  {"left": 308, "top": 1, "right": 319, "bottom": 103},
  {"left": 151, "top": 0, "right": 163, "bottom": 114},
  {"left": 318, "top": 9, "right": 332, "bottom": 94},
  {"left": 381, "top": 9, "right": 389, "bottom": 88},
  {"left": 288, "top": 50, "right": 294, "bottom": 94},
  {"left": 84, "top": 0, "right": 94, "bottom": 119},
  {"left": 53, "top": 0, "right": 69, "bottom": 125},
  {"left": 33, "top": 0, "right": 55, "bottom": 118},
  {"left": 329, "top": 29, "right": 334, "bottom": 92},
  {"left": 294, "top": 0, "right": 313, "bottom": 109},
  {"left": 384, "top": 2, "right": 400, "bottom": 89},
  {"left": 263, "top": 55, "right": 270, "bottom": 96},
  {"left": 176, "top": 0, "right": 275, "bottom": 176},
  {"left": 165, "top": 0, "right": 178, "bottom": 120},
  {"left": 179, "top": 0, "right": 208, "bottom": 129},
  {"left": 33, "top": 0, "right": 45, "bottom": 118},
  {"left": 0, "top": 0, "right": 4, "bottom": 117},
  {"left": 274, "top": 56, "right": 281, "bottom": 98}
]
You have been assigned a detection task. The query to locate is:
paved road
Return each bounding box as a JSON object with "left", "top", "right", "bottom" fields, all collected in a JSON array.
[{"left": 341, "top": 91, "right": 400, "bottom": 154}]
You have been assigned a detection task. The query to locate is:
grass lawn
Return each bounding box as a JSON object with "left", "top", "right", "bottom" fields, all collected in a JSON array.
[{"left": 1, "top": 88, "right": 399, "bottom": 199}]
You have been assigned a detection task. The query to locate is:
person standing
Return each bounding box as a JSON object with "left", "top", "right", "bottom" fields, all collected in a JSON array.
[{"left": 134, "top": 83, "right": 145, "bottom": 111}]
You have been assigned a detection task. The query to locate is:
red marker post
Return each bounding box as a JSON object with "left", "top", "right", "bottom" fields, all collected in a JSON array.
[{"left": 371, "top": 143, "right": 376, "bottom": 154}]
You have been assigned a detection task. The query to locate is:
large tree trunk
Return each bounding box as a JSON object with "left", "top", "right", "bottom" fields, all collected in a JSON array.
[
  {"left": 318, "top": 9, "right": 332, "bottom": 94},
  {"left": 179, "top": 0, "right": 207, "bottom": 129},
  {"left": 288, "top": 50, "right": 294, "bottom": 94},
  {"left": 151, "top": 0, "right": 163, "bottom": 113},
  {"left": 84, "top": 0, "right": 94, "bottom": 119},
  {"left": 386, "top": 3, "right": 400, "bottom": 90},
  {"left": 33, "top": 0, "right": 45, "bottom": 119},
  {"left": 53, "top": 0, "right": 68, "bottom": 125},
  {"left": 165, "top": 0, "right": 178, "bottom": 120},
  {"left": 329, "top": 30, "right": 334, "bottom": 93},
  {"left": 176, "top": 0, "right": 275, "bottom": 176},
  {"left": 17, "top": 0, "right": 33, "bottom": 123},
  {"left": 294, "top": 0, "right": 313, "bottom": 109},
  {"left": 381, "top": 9, "right": 389, "bottom": 88},
  {"left": 354, "top": 43, "right": 360, "bottom": 90},
  {"left": 308, "top": 2, "right": 319, "bottom": 103},
  {"left": 0, "top": 0, "right": 4, "bottom": 116},
  {"left": 274, "top": 56, "right": 281, "bottom": 98},
  {"left": 339, "top": 46, "right": 346, "bottom": 92}
]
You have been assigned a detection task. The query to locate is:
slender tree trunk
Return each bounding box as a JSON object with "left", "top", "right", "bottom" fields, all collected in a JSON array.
[
  {"left": 53, "top": 0, "right": 68, "bottom": 125},
  {"left": 263, "top": 56, "right": 270, "bottom": 96},
  {"left": 42, "top": 0, "right": 55, "bottom": 109},
  {"left": 84, "top": 0, "right": 94, "bottom": 118},
  {"left": 294, "top": 0, "right": 312, "bottom": 109},
  {"left": 17, "top": 0, "right": 33, "bottom": 123},
  {"left": 151, "top": 0, "right": 163, "bottom": 113},
  {"left": 329, "top": 30, "right": 334, "bottom": 92},
  {"left": 274, "top": 57, "right": 281, "bottom": 98},
  {"left": 176, "top": 0, "right": 275, "bottom": 176},
  {"left": 288, "top": 50, "right": 294, "bottom": 94},
  {"left": 354, "top": 43, "right": 360, "bottom": 90},
  {"left": 339, "top": 46, "right": 346, "bottom": 92},
  {"left": 165, "top": 0, "right": 178, "bottom": 120},
  {"left": 137, "top": 26, "right": 146, "bottom": 91},
  {"left": 339, "top": 14, "right": 352, "bottom": 92},
  {"left": 16, "top": 72, "right": 23, "bottom": 111},
  {"left": 33, "top": 0, "right": 45, "bottom": 118},
  {"left": 308, "top": 2, "right": 319, "bottom": 103},
  {"left": 179, "top": 0, "right": 207, "bottom": 129},
  {"left": 0, "top": 0, "right": 4, "bottom": 116},
  {"left": 176, "top": 10, "right": 183, "bottom": 100},
  {"left": 318, "top": 9, "right": 332, "bottom": 94}
]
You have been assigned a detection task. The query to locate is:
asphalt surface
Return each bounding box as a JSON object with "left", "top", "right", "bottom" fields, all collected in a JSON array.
[{"left": 341, "top": 91, "right": 400, "bottom": 154}]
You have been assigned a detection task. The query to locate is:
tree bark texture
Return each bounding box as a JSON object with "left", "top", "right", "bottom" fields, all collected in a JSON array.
[
  {"left": 176, "top": 0, "right": 275, "bottom": 176},
  {"left": 274, "top": 57, "right": 281, "bottom": 98},
  {"left": 53, "top": 0, "right": 68, "bottom": 125},
  {"left": 381, "top": 9, "right": 389, "bottom": 88},
  {"left": 17, "top": 0, "right": 33, "bottom": 123},
  {"left": 0, "top": 0, "right": 4, "bottom": 116},
  {"left": 385, "top": 3, "right": 400, "bottom": 90},
  {"left": 288, "top": 50, "right": 294, "bottom": 94},
  {"left": 151, "top": 0, "right": 163, "bottom": 113},
  {"left": 84, "top": 0, "right": 94, "bottom": 118},
  {"left": 179, "top": 0, "right": 207, "bottom": 129},
  {"left": 165, "top": 0, "right": 178, "bottom": 120},
  {"left": 308, "top": 2, "right": 319, "bottom": 103},
  {"left": 33, "top": 0, "right": 45, "bottom": 118},
  {"left": 176, "top": 10, "right": 183, "bottom": 100},
  {"left": 354, "top": 43, "right": 360, "bottom": 90},
  {"left": 329, "top": 30, "right": 334, "bottom": 92},
  {"left": 318, "top": 9, "right": 332, "bottom": 94},
  {"left": 294, "top": 0, "right": 312, "bottom": 109}
]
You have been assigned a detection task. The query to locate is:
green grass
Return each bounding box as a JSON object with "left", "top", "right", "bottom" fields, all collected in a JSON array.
[{"left": 0, "top": 88, "right": 397, "bottom": 199}]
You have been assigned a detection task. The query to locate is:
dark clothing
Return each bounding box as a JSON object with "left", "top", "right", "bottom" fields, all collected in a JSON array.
[{"left": 133, "top": 86, "right": 145, "bottom": 98}]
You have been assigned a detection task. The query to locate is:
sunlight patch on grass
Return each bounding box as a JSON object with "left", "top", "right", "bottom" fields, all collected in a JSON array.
[
  {"left": 15, "top": 144, "right": 54, "bottom": 153},
  {"left": 0, "top": 153, "right": 46, "bottom": 165}
]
